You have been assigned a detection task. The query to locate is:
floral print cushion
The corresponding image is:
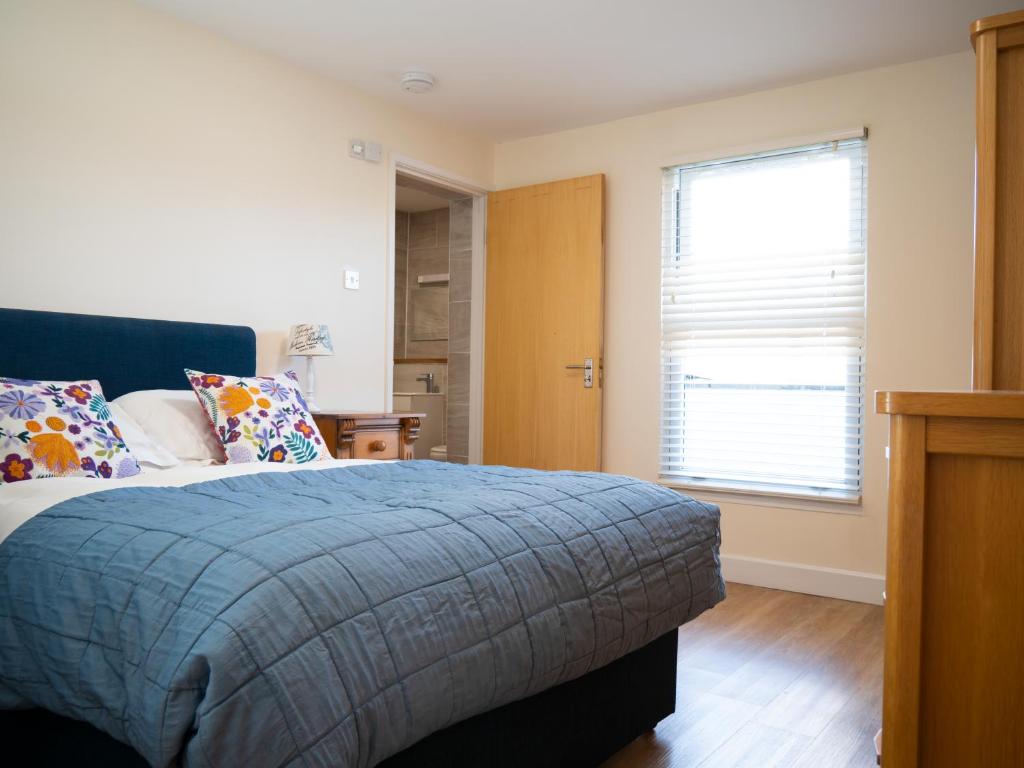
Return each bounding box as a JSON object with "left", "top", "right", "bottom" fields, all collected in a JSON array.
[
  {"left": 0, "top": 378, "right": 141, "bottom": 484},
  {"left": 185, "top": 369, "right": 328, "bottom": 465}
]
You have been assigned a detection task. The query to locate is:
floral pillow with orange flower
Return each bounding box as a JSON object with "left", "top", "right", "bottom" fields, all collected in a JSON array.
[
  {"left": 185, "top": 369, "right": 328, "bottom": 465},
  {"left": 0, "top": 377, "right": 141, "bottom": 484}
]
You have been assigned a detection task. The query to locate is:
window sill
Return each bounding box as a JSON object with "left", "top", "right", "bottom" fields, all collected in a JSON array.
[{"left": 658, "top": 478, "right": 863, "bottom": 515}]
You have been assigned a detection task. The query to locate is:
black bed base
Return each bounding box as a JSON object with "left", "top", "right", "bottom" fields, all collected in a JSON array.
[
  {"left": 1, "top": 630, "right": 678, "bottom": 768},
  {"left": 381, "top": 630, "right": 678, "bottom": 768}
]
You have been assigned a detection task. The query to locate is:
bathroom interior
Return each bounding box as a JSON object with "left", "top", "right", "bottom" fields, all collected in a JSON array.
[{"left": 393, "top": 172, "right": 473, "bottom": 463}]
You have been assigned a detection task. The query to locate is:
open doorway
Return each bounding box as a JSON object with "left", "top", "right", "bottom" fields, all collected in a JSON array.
[{"left": 389, "top": 165, "right": 485, "bottom": 464}]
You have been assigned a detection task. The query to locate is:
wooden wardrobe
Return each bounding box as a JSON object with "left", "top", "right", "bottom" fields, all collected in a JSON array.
[
  {"left": 973, "top": 10, "right": 1024, "bottom": 388},
  {"left": 877, "top": 10, "right": 1024, "bottom": 768}
]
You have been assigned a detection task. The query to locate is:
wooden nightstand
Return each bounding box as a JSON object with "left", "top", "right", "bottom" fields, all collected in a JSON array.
[{"left": 312, "top": 412, "right": 425, "bottom": 460}]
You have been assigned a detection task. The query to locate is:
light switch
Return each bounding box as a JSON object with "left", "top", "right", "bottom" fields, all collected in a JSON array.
[{"left": 344, "top": 270, "right": 360, "bottom": 290}]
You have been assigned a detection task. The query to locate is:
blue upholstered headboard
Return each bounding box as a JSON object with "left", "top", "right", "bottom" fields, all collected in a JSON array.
[{"left": 0, "top": 308, "right": 256, "bottom": 400}]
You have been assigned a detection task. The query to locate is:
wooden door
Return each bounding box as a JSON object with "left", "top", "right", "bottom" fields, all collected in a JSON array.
[{"left": 483, "top": 174, "right": 604, "bottom": 470}]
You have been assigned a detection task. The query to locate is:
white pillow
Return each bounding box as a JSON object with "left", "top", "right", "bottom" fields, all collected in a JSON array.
[
  {"left": 112, "top": 390, "right": 222, "bottom": 464},
  {"left": 108, "top": 403, "right": 180, "bottom": 469}
]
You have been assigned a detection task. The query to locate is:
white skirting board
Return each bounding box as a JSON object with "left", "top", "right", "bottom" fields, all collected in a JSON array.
[{"left": 720, "top": 554, "right": 885, "bottom": 605}]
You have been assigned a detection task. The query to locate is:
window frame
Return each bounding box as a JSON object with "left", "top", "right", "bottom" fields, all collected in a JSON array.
[{"left": 658, "top": 134, "right": 868, "bottom": 504}]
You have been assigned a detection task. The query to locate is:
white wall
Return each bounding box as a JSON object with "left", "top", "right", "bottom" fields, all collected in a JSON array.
[
  {"left": 0, "top": 0, "right": 493, "bottom": 411},
  {"left": 494, "top": 53, "right": 976, "bottom": 578},
  {"left": 1, "top": 0, "right": 976, "bottom": 582}
]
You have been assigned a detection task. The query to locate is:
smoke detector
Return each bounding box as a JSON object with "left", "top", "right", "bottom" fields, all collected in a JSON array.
[{"left": 401, "top": 71, "right": 435, "bottom": 94}]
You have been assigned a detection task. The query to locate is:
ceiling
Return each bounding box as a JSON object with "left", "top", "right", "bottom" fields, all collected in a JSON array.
[
  {"left": 396, "top": 173, "right": 468, "bottom": 212},
  {"left": 395, "top": 185, "right": 451, "bottom": 214},
  {"left": 143, "top": 1, "right": 1017, "bottom": 141}
]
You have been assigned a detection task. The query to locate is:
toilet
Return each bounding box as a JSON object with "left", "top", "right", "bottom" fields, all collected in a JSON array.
[{"left": 428, "top": 444, "right": 447, "bottom": 462}]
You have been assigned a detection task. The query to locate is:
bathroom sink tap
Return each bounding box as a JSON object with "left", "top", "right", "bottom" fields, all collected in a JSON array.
[{"left": 415, "top": 373, "right": 435, "bottom": 393}]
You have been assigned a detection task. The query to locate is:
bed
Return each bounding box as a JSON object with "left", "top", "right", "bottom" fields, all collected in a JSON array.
[{"left": 0, "top": 308, "right": 725, "bottom": 768}]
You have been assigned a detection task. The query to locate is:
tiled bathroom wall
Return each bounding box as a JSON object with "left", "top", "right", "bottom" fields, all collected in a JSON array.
[
  {"left": 446, "top": 198, "right": 473, "bottom": 464},
  {"left": 394, "top": 199, "right": 472, "bottom": 463},
  {"left": 401, "top": 208, "right": 450, "bottom": 359},
  {"left": 394, "top": 210, "right": 409, "bottom": 359}
]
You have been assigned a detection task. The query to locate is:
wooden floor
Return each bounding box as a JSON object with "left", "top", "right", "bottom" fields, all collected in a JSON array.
[{"left": 602, "top": 583, "right": 884, "bottom": 768}]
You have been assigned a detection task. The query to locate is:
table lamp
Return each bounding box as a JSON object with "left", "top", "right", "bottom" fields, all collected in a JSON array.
[{"left": 287, "top": 323, "right": 333, "bottom": 412}]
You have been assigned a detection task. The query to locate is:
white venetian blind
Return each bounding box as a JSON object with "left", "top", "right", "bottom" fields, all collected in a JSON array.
[{"left": 660, "top": 135, "right": 867, "bottom": 500}]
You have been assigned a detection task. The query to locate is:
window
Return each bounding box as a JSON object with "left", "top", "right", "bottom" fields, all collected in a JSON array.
[{"left": 660, "top": 136, "right": 867, "bottom": 501}]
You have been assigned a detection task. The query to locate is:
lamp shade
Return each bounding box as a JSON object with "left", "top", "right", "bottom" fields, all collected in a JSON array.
[{"left": 287, "top": 324, "right": 334, "bottom": 356}]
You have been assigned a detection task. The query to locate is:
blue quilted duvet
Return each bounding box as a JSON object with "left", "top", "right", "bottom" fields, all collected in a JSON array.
[{"left": 0, "top": 461, "right": 723, "bottom": 767}]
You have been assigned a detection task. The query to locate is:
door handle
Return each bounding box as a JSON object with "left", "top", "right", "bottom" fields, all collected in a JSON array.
[{"left": 565, "top": 358, "right": 594, "bottom": 388}]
